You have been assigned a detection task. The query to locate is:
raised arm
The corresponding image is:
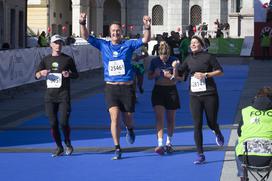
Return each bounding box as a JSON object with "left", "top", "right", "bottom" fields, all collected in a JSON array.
[
  {"left": 79, "top": 13, "right": 89, "bottom": 40},
  {"left": 142, "top": 16, "right": 151, "bottom": 44}
]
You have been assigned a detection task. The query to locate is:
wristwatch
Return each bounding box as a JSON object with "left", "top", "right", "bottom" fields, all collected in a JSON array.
[{"left": 204, "top": 73, "right": 208, "bottom": 79}]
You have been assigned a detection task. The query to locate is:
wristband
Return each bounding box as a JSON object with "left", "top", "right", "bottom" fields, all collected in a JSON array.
[
  {"left": 79, "top": 19, "right": 86, "bottom": 25},
  {"left": 170, "top": 75, "right": 175, "bottom": 80},
  {"left": 204, "top": 73, "right": 208, "bottom": 79},
  {"left": 144, "top": 26, "right": 151, "bottom": 30}
]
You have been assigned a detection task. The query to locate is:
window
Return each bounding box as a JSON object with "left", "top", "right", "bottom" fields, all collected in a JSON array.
[
  {"left": 19, "top": 11, "right": 24, "bottom": 48},
  {"left": 190, "top": 5, "right": 202, "bottom": 26},
  {"left": 152, "top": 5, "right": 163, "bottom": 25},
  {"left": 237, "top": 0, "right": 242, "bottom": 12},
  {"left": 10, "top": 9, "right": 16, "bottom": 48}
]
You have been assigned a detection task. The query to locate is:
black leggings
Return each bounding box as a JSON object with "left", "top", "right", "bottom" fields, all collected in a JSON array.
[
  {"left": 45, "top": 101, "right": 71, "bottom": 147},
  {"left": 190, "top": 94, "right": 221, "bottom": 154}
]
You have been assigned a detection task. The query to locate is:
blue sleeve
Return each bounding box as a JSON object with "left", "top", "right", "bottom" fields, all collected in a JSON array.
[
  {"left": 128, "top": 38, "right": 143, "bottom": 51},
  {"left": 87, "top": 36, "right": 105, "bottom": 50}
]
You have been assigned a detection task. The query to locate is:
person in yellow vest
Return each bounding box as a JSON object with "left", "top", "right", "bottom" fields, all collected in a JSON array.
[{"left": 235, "top": 87, "right": 272, "bottom": 181}]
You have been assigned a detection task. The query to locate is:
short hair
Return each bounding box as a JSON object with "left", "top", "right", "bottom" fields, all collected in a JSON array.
[
  {"left": 256, "top": 86, "right": 272, "bottom": 98},
  {"left": 109, "top": 21, "right": 122, "bottom": 29},
  {"left": 191, "top": 35, "right": 204, "bottom": 47}
]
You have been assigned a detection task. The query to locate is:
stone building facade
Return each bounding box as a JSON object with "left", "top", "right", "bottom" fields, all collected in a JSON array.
[
  {"left": 28, "top": 0, "right": 72, "bottom": 37},
  {"left": 27, "top": 0, "right": 254, "bottom": 38},
  {"left": 0, "top": 0, "right": 27, "bottom": 48}
]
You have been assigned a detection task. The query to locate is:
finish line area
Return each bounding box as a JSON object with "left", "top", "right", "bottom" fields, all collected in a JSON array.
[{"left": 0, "top": 64, "right": 248, "bottom": 181}]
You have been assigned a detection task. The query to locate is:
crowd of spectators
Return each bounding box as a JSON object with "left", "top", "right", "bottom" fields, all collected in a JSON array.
[{"left": 149, "top": 19, "right": 232, "bottom": 62}]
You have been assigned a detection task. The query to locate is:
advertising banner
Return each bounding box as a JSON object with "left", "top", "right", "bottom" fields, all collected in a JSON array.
[
  {"left": 208, "top": 38, "right": 244, "bottom": 55},
  {"left": 240, "top": 36, "right": 254, "bottom": 56},
  {"left": 0, "top": 45, "right": 102, "bottom": 90}
]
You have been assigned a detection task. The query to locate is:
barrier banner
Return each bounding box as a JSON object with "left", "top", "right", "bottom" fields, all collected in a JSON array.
[
  {"left": 62, "top": 45, "right": 102, "bottom": 72},
  {"left": 208, "top": 38, "right": 244, "bottom": 55},
  {"left": 240, "top": 36, "right": 254, "bottom": 56},
  {"left": 0, "top": 45, "right": 102, "bottom": 90}
]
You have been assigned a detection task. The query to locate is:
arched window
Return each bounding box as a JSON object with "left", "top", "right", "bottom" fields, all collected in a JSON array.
[
  {"left": 190, "top": 5, "right": 202, "bottom": 26},
  {"left": 103, "top": 0, "right": 121, "bottom": 36},
  {"left": 152, "top": 5, "right": 163, "bottom": 25}
]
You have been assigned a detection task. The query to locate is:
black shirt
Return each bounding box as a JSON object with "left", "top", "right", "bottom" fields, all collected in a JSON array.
[
  {"left": 36, "top": 53, "right": 78, "bottom": 102},
  {"left": 178, "top": 51, "right": 223, "bottom": 96}
]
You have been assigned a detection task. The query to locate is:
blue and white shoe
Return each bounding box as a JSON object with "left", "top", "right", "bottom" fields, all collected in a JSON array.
[
  {"left": 51, "top": 147, "right": 64, "bottom": 157},
  {"left": 112, "top": 149, "right": 122, "bottom": 160},
  {"left": 65, "top": 146, "right": 73, "bottom": 156},
  {"left": 215, "top": 132, "right": 224, "bottom": 147},
  {"left": 193, "top": 154, "right": 205, "bottom": 164}
]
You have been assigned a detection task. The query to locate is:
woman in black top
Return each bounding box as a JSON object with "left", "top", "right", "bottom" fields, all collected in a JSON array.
[
  {"left": 35, "top": 35, "right": 78, "bottom": 157},
  {"left": 178, "top": 36, "right": 224, "bottom": 164}
]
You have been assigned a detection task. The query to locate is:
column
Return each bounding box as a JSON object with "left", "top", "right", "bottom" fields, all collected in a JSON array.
[
  {"left": 72, "top": 0, "right": 88, "bottom": 37},
  {"left": 240, "top": 0, "right": 254, "bottom": 14},
  {"left": 96, "top": 7, "right": 103, "bottom": 36},
  {"left": 239, "top": 0, "right": 254, "bottom": 37},
  {"left": 121, "top": 7, "right": 126, "bottom": 35}
]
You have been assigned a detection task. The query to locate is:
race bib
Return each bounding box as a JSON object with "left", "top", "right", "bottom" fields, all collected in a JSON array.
[
  {"left": 46, "top": 73, "right": 62, "bottom": 88},
  {"left": 190, "top": 76, "right": 207, "bottom": 92},
  {"left": 173, "top": 48, "right": 180, "bottom": 55},
  {"left": 108, "top": 60, "right": 125, "bottom": 76}
]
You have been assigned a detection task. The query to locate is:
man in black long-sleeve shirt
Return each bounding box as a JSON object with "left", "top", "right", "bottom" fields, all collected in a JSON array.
[{"left": 35, "top": 34, "right": 79, "bottom": 157}]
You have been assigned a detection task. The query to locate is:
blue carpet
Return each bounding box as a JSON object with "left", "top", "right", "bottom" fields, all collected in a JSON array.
[
  {"left": 0, "top": 65, "right": 248, "bottom": 181},
  {"left": 0, "top": 130, "right": 230, "bottom": 181}
]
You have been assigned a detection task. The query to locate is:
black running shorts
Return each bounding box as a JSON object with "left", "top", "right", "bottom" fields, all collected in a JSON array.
[
  {"left": 151, "top": 85, "right": 180, "bottom": 110},
  {"left": 105, "top": 84, "right": 136, "bottom": 112}
]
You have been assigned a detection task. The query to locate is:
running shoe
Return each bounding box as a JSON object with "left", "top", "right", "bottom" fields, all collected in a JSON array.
[
  {"left": 126, "top": 128, "right": 135, "bottom": 144},
  {"left": 215, "top": 132, "right": 224, "bottom": 147},
  {"left": 51, "top": 147, "right": 64, "bottom": 157},
  {"left": 193, "top": 154, "right": 205, "bottom": 164},
  {"left": 165, "top": 144, "right": 175, "bottom": 154},
  {"left": 155, "top": 146, "right": 165, "bottom": 155},
  {"left": 65, "top": 145, "right": 74, "bottom": 156},
  {"left": 112, "top": 149, "right": 122, "bottom": 160}
]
